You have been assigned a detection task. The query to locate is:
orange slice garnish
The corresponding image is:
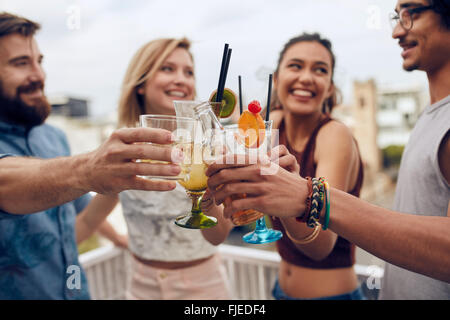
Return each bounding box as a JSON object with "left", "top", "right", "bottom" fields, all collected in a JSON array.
[{"left": 237, "top": 110, "right": 265, "bottom": 148}]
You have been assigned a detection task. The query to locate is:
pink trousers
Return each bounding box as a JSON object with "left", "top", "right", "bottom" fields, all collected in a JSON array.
[{"left": 126, "top": 254, "right": 232, "bottom": 300}]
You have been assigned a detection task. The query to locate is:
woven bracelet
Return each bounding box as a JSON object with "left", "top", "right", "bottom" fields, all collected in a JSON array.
[{"left": 307, "top": 178, "right": 324, "bottom": 228}]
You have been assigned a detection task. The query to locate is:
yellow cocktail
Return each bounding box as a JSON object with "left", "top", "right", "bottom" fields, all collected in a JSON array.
[
  {"left": 175, "top": 144, "right": 217, "bottom": 229},
  {"left": 178, "top": 162, "right": 208, "bottom": 192},
  {"left": 139, "top": 142, "right": 191, "bottom": 181},
  {"left": 138, "top": 115, "right": 196, "bottom": 181},
  {"left": 178, "top": 144, "right": 208, "bottom": 192}
]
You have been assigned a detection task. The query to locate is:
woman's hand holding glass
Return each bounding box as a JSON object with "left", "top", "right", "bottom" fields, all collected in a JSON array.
[{"left": 270, "top": 145, "right": 300, "bottom": 175}]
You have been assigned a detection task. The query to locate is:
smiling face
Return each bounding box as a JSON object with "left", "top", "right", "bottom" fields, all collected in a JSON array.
[
  {"left": 138, "top": 47, "right": 195, "bottom": 115},
  {"left": 392, "top": 0, "right": 450, "bottom": 73},
  {"left": 0, "top": 33, "right": 50, "bottom": 126},
  {"left": 274, "top": 41, "right": 334, "bottom": 116}
]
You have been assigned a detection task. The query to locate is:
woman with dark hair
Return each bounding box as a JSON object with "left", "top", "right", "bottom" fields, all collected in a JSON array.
[
  {"left": 207, "top": 0, "right": 450, "bottom": 299},
  {"left": 267, "top": 33, "right": 365, "bottom": 300}
]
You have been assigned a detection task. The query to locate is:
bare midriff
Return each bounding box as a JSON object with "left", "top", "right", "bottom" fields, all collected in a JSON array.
[
  {"left": 133, "top": 254, "right": 214, "bottom": 270},
  {"left": 278, "top": 259, "right": 358, "bottom": 298}
]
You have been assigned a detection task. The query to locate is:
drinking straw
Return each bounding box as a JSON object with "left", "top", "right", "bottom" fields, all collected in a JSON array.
[
  {"left": 216, "top": 43, "right": 229, "bottom": 103},
  {"left": 238, "top": 75, "right": 243, "bottom": 115},
  {"left": 218, "top": 48, "right": 232, "bottom": 104},
  {"left": 266, "top": 73, "right": 273, "bottom": 121}
]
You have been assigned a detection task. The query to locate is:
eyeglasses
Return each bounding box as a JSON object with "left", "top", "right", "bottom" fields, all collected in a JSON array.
[{"left": 389, "top": 5, "right": 434, "bottom": 30}]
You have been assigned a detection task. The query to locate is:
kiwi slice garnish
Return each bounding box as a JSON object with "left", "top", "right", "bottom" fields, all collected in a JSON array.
[{"left": 209, "top": 88, "right": 237, "bottom": 118}]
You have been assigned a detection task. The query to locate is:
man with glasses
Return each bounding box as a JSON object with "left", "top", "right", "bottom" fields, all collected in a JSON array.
[
  {"left": 206, "top": 0, "right": 449, "bottom": 300},
  {"left": 389, "top": 4, "right": 435, "bottom": 31},
  {"left": 379, "top": 0, "right": 450, "bottom": 299}
]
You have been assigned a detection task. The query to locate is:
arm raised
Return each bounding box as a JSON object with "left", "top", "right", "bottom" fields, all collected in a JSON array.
[{"left": 0, "top": 127, "right": 180, "bottom": 214}]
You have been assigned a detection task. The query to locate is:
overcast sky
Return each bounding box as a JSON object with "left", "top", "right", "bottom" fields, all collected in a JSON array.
[{"left": 1, "top": 0, "right": 429, "bottom": 117}]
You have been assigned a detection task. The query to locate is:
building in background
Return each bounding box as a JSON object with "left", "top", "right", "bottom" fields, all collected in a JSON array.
[
  {"left": 334, "top": 78, "right": 427, "bottom": 177},
  {"left": 49, "top": 95, "right": 90, "bottom": 118},
  {"left": 351, "top": 79, "right": 382, "bottom": 173},
  {"left": 47, "top": 94, "right": 116, "bottom": 156},
  {"left": 376, "top": 84, "right": 427, "bottom": 149}
]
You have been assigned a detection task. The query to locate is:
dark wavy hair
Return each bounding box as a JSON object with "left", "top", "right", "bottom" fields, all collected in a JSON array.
[
  {"left": 0, "top": 12, "right": 40, "bottom": 38},
  {"left": 272, "top": 32, "right": 341, "bottom": 114},
  {"left": 428, "top": 0, "right": 450, "bottom": 29}
]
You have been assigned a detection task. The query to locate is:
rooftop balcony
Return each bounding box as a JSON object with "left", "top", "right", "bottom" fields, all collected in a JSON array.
[{"left": 79, "top": 244, "right": 383, "bottom": 300}]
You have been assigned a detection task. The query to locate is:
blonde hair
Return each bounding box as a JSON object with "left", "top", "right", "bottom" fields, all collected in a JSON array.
[{"left": 117, "top": 37, "right": 193, "bottom": 127}]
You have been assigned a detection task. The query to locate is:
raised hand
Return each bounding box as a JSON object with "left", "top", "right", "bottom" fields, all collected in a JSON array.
[
  {"left": 269, "top": 145, "right": 300, "bottom": 174},
  {"left": 81, "top": 127, "right": 184, "bottom": 194},
  {"left": 205, "top": 154, "right": 308, "bottom": 220}
]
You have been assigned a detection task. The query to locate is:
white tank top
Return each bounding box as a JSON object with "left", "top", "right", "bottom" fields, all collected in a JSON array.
[{"left": 119, "top": 184, "right": 217, "bottom": 261}]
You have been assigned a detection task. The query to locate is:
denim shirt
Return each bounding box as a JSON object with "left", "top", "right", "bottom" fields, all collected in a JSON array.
[{"left": 0, "top": 120, "right": 91, "bottom": 300}]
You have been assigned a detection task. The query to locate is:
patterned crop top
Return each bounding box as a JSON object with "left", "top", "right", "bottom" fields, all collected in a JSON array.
[{"left": 119, "top": 184, "right": 217, "bottom": 262}]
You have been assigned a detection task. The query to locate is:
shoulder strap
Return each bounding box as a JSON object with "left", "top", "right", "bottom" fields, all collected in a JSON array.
[{"left": 300, "top": 115, "right": 332, "bottom": 177}]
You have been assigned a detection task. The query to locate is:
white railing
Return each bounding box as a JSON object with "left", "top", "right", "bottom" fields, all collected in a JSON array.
[
  {"left": 79, "top": 245, "right": 132, "bottom": 300},
  {"left": 79, "top": 244, "right": 383, "bottom": 300}
]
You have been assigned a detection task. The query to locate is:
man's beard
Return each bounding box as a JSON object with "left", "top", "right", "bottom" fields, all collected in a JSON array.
[
  {"left": 404, "top": 63, "right": 419, "bottom": 72},
  {"left": 0, "top": 80, "right": 51, "bottom": 128}
]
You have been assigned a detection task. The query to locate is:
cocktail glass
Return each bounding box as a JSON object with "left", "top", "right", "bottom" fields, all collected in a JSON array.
[
  {"left": 175, "top": 143, "right": 220, "bottom": 229},
  {"left": 139, "top": 115, "right": 196, "bottom": 181},
  {"left": 224, "top": 121, "right": 283, "bottom": 244},
  {"left": 173, "top": 100, "right": 224, "bottom": 229}
]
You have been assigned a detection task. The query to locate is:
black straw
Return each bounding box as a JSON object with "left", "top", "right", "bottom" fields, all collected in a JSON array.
[
  {"left": 238, "top": 75, "right": 243, "bottom": 115},
  {"left": 216, "top": 43, "right": 233, "bottom": 105},
  {"left": 218, "top": 48, "right": 232, "bottom": 103},
  {"left": 266, "top": 74, "right": 272, "bottom": 121},
  {"left": 216, "top": 44, "right": 229, "bottom": 103}
]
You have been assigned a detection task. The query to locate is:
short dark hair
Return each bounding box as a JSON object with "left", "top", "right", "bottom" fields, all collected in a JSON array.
[
  {"left": 0, "top": 12, "right": 41, "bottom": 38},
  {"left": 429, "top": 0, "right": 450, "bottom": 29},
  {"left": 274, "top": 32, "right": 341, "bottom": 114}
]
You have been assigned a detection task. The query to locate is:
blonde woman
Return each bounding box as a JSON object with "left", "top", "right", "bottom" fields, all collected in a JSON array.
[{"left": 100, "top": 38, "right": 233, "bottom": 300}]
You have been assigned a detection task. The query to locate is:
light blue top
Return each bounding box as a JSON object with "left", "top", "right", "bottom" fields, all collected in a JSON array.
[{"left": 0, "top": 120, "right": 91, "bottom": 300}]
